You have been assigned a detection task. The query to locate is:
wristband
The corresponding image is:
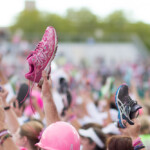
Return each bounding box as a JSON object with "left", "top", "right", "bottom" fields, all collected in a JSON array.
[
  {"left": 0, "top": 129, "right": 7, "bottom": 133},
  {"left": 4, "top": 106, "right": 10, "bottom": 111},
  {"left": 133, "top": 137, "right": 145, "bottom": 150},
  {"left": 0, "top": 130, "right": 8, "bottom": 138},
  {"left": 133, "top": 137, "right": 141, "bottom": 146},
  {"left": 0, "top": 133, "right": 12, "bottom": 145}
]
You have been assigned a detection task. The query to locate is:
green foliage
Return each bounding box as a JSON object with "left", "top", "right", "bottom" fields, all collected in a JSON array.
[
  {"left": 10, "top": 8, "right": 150, "bottom": 51},
  {"left": 66, "top": 8, "right": 98, "bottom": 34},
  {"left": 103, "top": 11, "right": 129, "bottom": 33},
  {"left": 11, "top": 10, "right": 45, "bottom": 40}
]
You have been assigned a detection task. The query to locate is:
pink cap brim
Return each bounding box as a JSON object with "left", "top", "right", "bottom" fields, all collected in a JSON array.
[{"left": 35, "top": 142, "right": 58, "bottom": 150}]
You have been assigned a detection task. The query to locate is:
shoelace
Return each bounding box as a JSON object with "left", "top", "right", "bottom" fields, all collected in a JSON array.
[
  {"left": 124, "top": 96, "right": 137, "bottom": 107},
  {"left": 34, "top": 42, "right": 43, "bottom": 53},
  {"left": 22, "top": 39, "right": 57, "bottom": 113},
  {"left": 23, "top": 42, "right": 46, "bottom": 113},
  {"left": 33, "top": 43, "right": 48, "bottom": 65},
  {"left": 20, "top": 42, "right": 45, "bottom": 113},
  {"left": 21, "top": 66, "right": 37, "bottom": 113}
]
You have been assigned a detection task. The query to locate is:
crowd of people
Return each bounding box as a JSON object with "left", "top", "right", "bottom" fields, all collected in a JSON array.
[{"left": 0, "top": 26, "right": 150, "bottom": 150}]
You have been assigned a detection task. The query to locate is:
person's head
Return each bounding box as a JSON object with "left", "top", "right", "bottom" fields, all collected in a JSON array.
[
  {"left": 79, "top": 124, "right": 106, "bottom": 150},
  {"left": 13, "top": 120, "right": 43, "bottom": 150},
  {"left": 107, "top": 135, "right": 134, "bottom": 150},
  {"left": 36, "top": 121, "right": 80, "bottom": 150},
  {"left": 139, "top": 115, "right": 150, "bottom": 134}
]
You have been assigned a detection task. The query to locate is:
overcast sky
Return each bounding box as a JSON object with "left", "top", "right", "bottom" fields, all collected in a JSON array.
[{"left": 0, "top": 0, "right": 150, "bottom": 27}]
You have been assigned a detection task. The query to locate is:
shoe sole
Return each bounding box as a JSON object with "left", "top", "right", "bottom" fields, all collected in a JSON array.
[
  {"left": 38, "top": 28, "right": 58, "bottom": 87},
  {"left": 115, "top": 84, "right": 135, "bottom": 128},
  {"left": 115, "top": 84, "right": 126, "bottom": 128}
]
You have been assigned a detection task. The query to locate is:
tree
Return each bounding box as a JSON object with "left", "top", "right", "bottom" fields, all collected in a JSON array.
[
  {"left": 66, "top": 8, "right": 98, "bottom": 36},
  {"left": 104, "top": 10, "right": 129, "bottom": 33},
  {"left": 10, "top": 10, "right": 45, "bottom": 40},
  {"left": 9, "top": 8, "right": 150, "bottom": 51}
]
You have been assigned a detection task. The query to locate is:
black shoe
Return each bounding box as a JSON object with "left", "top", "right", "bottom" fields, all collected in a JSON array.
[{"left": 115, "top": 84, "right": 142, "bottom": 128}]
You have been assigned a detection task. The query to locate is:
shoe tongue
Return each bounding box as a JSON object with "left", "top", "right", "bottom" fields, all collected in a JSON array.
[{"left": 123, "top": 95, "right": 131, "bottom": 104}]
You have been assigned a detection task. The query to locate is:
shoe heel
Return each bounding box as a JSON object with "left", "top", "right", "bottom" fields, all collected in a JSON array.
[{"left": 38, "top": 64, "right": 51, "bottom": 88}]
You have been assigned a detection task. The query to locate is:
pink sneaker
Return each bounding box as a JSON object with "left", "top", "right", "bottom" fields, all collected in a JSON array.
[{"left": 25, "top": 26, "right": 58, "bottom": 85}]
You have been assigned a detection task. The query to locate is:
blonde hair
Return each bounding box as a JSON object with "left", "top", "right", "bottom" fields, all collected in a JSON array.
[
  {"left": 139, "top": 115, "right": 150, "bottom": 134},
  {"left": 20, "top": 120, "right": 44, "bottom": 150}
]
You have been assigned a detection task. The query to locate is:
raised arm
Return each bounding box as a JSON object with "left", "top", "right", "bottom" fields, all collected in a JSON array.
[
  {"left": 130, "top": 80, "right": 146, "bottom": 111},
  {"left": 0, "top": 99, "right": 19, "bottom": 150},
  {"left": 41, "top": 71, "right": 60, "bottom": 126},
  {"left": 126, "top": 118, "right": 146, "bottom": 150},
  {"left": 0, "top": 54, "right": 8, "bottom": 85},
  {"left": 0, "top": 88, "right": 19, "bottom": 134}
]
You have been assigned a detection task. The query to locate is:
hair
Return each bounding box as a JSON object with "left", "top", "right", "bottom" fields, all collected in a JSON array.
[
  {"left": 80, "top": 123, "right": 106, "bottom": 150},
  {"left": 81, "top": 123, "right": 102, "bottom": 130},
  {"left": 107, "top": 135, "right": 134, "bottom": 150},
  {"left": 93, "top": 127, "right": 106, "bottom": 150},
  {"left": 19, "top": 120, "right": 44, "bottom": 150},
  {"left": 139, "top": 115, "right": 150, "bottom": 134}
]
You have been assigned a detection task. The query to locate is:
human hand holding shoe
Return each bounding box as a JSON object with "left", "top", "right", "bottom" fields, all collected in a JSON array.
[
  {"left": 126, "top": 118, "right": 141, "bottom": 141},
  {"left": 41, "top": 70, "right": 52, "bottom": 100}
]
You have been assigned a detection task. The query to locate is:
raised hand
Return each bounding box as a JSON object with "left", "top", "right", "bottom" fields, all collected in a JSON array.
[
  {"left": 41, "top": 70, "right": 60, "bottom": 125},
  {"left": 41, "top": 70, "right": 52, "bottom": 99},
  {"left": 0, "top": 53, "right": 2, "bottom": 64},
  {"left": 0, "top": 87, "right": 8, "bottom": 99},
  {"left": 0, "top": 87, "right": 8, "bottom": 106},
  {"left": 0, "top": 98, "right": 5, "bottom": 128},
  {"left": 126, "top": 118, "right": 141, "bottom": 140},
  {"left": 9, "top": 97, "right": 23, "bottom": 117}
]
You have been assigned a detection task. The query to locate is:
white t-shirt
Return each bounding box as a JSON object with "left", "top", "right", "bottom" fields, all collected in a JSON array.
[{"left": 86, "top": 102, "right": 118, "bottom": 125}]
